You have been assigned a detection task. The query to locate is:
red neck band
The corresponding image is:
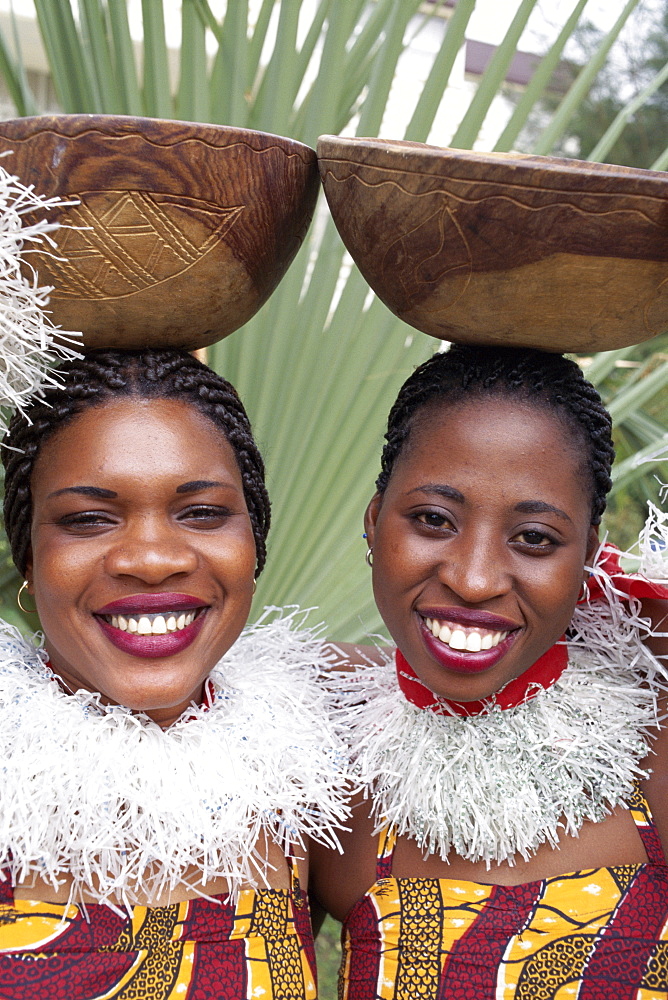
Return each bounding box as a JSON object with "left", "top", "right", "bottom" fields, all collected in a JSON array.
[{"left": 396, "top": 642, "right": 569, "bottom": 717}]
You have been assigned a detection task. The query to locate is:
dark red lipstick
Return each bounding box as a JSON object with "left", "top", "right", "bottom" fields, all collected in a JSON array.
[
  {"left": 96, "top": 593, "right": 206, "bottom": 615},
  {"left": 96, "top": 610, "right": 207, "bottom": 659},
  {"left": 418, "top": 607, "right": 520, "bottom": 631},
  {"left": 94, "top": 593, "right": 209, "bottom": 659},
  {"left": 417, "top": 611, "right": 521, "bottom": 675}
]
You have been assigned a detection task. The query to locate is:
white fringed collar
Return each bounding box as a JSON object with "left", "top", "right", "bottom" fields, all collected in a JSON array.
[
  {"left": 0, "top": 609, "right": 350, "bottom": 908},
  {"left": 341, "top": 511, "right": 668, "bottom": 867}
]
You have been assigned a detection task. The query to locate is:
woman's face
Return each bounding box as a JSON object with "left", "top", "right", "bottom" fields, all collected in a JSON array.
[
  {"left": 26, "top": 398, "right": 257, "bottom": 727},
  {"left": 365, "top": 398, "right": 599, "bottom": 702}
]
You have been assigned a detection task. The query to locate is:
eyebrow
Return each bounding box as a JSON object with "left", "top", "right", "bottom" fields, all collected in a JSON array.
[
  {"left": 47, "top": 486, "right": 118, "bottom": 499},
  {"left": 175, "top": 480, "right": 227, "bottom": 494},
  {"left": 514, "top": 500, "right": 572, "bottom": 523},
  {"left": 409, "top": 486, "right": 572, "bottom": 522},
  {"left": 409, "top": 484, "right": 465, "bottom": 502}
]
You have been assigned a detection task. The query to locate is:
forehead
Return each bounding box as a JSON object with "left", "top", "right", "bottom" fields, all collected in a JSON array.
[
  {"left": 392, "top": 397, "right": 591, "bottom": 513},
  {"left": 31, "top": 398, "right": 241, "bottom": 495}
]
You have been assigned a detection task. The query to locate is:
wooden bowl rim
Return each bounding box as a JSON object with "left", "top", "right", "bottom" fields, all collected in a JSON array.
[
  {"left": 317, "top": 134, "right": 668, "bottom": 191},
  {"left": 1, "top": 114, "right": 317, "bottom": 160}
]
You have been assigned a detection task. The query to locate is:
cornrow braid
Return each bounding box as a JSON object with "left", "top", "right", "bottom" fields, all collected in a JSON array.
[
  {"left": 2, "top": 349, "right": 270, "bottom": 578},
  {"left": 377, "top": 344, "right": 614, "bottom": 524}
]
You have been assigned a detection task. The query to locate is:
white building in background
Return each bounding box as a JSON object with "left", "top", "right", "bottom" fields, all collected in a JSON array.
[{"left": 380, "top": 5, "right": 546, "bottom": 148}]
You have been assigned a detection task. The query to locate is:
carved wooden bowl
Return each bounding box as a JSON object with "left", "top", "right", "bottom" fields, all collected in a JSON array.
[
  {"left": 317, "top": 135, "right": 668, "bottom": 352},
  {"left": 0, "top": 115, "right": 319, "bottom": 349}
]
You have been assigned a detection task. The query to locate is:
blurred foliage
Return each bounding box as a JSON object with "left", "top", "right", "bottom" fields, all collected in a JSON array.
[
  {"left": 584, "top": 334, "right": 668, "bottom": 550},
  {"left": 518, "top": 0, "right": 668, "bottom": 167},
  {"left": 315, "top": 915, "right": 342, "bottom": 1000}
]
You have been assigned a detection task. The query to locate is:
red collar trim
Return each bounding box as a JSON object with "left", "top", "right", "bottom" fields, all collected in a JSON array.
[
  {"left": 582, "top": 544, "right": 668, "bottom": 603},
  {"left": 395, "top": 643, "right": 569, "bottom": 717}
]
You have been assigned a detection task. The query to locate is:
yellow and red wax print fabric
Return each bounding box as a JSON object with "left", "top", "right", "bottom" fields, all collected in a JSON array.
[
  {"left": 340, "top": 784, "right": 668, "bottom": 999},
  {"left": 0, "top": 877, "right": 316, "bottom": 999}
]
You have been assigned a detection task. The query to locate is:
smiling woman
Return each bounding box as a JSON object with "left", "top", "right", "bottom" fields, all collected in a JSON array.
[
  {"left": 310, "top": 344, "right": 668, "bottom": 1000},
  {"left": 26, "top": 395, "right": 257, "bottom": 724},
  {"left": 0, "top": 349, "right": 348, "bottom": 1000}
]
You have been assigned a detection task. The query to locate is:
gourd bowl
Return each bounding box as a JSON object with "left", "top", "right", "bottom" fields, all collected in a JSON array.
[
  {"left": 317, "top": 135, "right": 668, "bottom": 353},
  {"left": 0, "top": 115, "right": 320, "bottom": 349}
]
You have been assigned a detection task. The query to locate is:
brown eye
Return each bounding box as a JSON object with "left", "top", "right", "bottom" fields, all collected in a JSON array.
[
  {"left": 415, "top": 511, "right": 453, "bottom": 529},
  {"left": 177, "top": 505, "right": 232, "bottom": 527},
  {"left": 516, "top": 530, "right": 554, "bottom": 547},
  {"left": 58, "top": 511, "right": 115, "bottom": 529}
]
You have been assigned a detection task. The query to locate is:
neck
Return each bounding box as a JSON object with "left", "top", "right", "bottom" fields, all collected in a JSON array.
[{"left": 47, "top": 660, "right": 210, "bottom": 729}]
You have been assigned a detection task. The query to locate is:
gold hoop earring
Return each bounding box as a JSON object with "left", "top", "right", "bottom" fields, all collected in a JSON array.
[
  {"left": 365, "top": 548, "right": 373, "bottom": 567},
  {"left": 252, "top": 579, "right": 257, "bottom": 595},
  {"left": 17, "top": 581, "right": 37, "bottom": 614}
]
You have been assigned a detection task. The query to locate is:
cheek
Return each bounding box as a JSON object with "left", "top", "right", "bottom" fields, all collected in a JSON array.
[
  {"left": 526, "top": 553, "right": 585, "bottom": 629},
  {"left": 30, "top": 532, "right": 92, "bottom": 601},
  {"left": 214, "top": 527, "right": 257, "bottom": 575},
  {"left": 371, "top": 522, "right": 423, "bottom": 612}
]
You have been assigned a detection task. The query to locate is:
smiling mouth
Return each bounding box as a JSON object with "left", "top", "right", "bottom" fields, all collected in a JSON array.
[
  {"left": 99, "top": 610, "right": 203, "bottom": 636},
  {"left": 421, "top": 615, "right": 512, "bottom": 653}
]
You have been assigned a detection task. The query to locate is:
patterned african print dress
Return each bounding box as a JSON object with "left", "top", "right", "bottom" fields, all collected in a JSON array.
[
  {"left": 340, "top": 784, "right": 668, "bottom": 999},
  {"left": 0, "top": 858, "right": 317, "bottom": 999}
]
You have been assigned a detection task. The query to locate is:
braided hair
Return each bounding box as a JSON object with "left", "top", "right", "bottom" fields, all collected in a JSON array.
[
  {"left": 2, "top": 349, "right": 271, "bottom": 578},
  {"left": 377, "top": 345, "right": 614, "bottom": 524}
]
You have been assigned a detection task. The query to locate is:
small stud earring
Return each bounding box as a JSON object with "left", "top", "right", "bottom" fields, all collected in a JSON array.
[
  {"left": 17, "top": 580, "right": 37, "bottom": 614},
  {"left": 365, "top": 548, "right": 373, "bottom": 567}
]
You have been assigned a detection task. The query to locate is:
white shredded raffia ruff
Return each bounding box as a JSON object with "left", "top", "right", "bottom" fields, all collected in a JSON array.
[
  {"left": 0, "top": 608, "right": 350, "bottom": 909},
  {"left": 339, "top": 512, "right": 668, "bottom": 868},
  {"left": 0, "top": 158, "right": 82, "bottom": 433}
]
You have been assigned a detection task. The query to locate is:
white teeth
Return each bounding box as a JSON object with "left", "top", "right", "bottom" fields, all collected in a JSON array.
[
  {"left": 152, "top": 615, "right": 167, "bottom": 634},
  {"left": 106, "top": 610, "right": 199, "bottom": 635},
  {"left": 423, "top": 616, "right": 511, "bottom": 653},
  {"left": 449, "top": 629, "right": 467, "bottom": 650},
  {"left": 137, "top": 616, "right": 152, "bottom": 635},
  {"left": 465, "top": 632, "right": 482, "bottom": 652}
]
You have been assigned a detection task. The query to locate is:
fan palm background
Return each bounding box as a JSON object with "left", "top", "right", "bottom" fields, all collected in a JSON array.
[{"left": 0, "top": 2, "right": 666, "bottom": 992}]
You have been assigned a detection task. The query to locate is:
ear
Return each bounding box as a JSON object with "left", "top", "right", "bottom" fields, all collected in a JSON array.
[
  {"left": 585, "top": 524, "right": 600, "bottom": 571},
  {"left": 364, "top": 493, "right": 382, "bottom": 549},
  {"left": 24, "top": 552, "right": 33, "bottom": 591}
]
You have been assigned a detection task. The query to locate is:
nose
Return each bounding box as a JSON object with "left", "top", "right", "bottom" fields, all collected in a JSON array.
[
  {"left": 437, "top": 529, "right": 511, "bottom": 605},
  {"left": 104, "top": 518, "right": 199, "bottom": 584}
]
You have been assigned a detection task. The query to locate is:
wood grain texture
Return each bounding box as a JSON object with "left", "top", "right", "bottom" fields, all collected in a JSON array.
[
  {"left": 317, "top": 136, "right": 668, "bottom": 353},
  {"left": 0, "top": 115, "right": 320, "bottom": 349}
]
